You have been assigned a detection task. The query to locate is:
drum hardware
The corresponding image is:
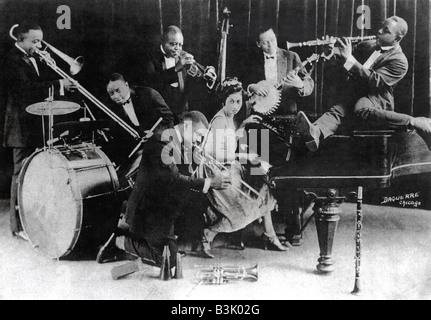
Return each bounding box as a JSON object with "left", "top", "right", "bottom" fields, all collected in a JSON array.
[{"left": 10, "top": 24, "right": 141, "bottom": 141}]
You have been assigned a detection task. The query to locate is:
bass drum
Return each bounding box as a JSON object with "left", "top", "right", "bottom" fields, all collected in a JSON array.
[{"left": 18, "top": 143, "right": 123, "bottom": 260}]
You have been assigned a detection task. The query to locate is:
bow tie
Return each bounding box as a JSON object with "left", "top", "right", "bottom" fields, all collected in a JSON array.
[
  {"left": 122, "top": 98, "right": 132, "bottom": 106},
  {"left": 265, "top": 55, "right": 275, "bottom": 59}
]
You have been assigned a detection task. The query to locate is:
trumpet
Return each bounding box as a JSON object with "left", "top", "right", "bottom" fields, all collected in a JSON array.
[
  {"left": 287, "top": 35, "right": 376, "bottom": 50},
  {"left": 181, "top": 51, "right": 218, "bottom": 90},
  {"left": 9, "top": 24, "right": 141, "bottom": 140},
  {"left": 194, "top": 264, "right": 258, "bottom": 285}
]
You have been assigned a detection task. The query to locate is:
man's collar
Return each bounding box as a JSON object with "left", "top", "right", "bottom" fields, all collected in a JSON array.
[
  {"left": 15, "top": 43, "right": 29, "bottom": 56},
  {"left": 161, "top": 45, "right": 174, "bottom": 59},
  {"left": 379, "top": 45, "right": 395, "bottom": 53}
]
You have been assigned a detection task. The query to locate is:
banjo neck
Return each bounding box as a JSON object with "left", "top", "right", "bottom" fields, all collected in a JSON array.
[{"left": 274, "top": 53, "right": 320, "bottom": 89}]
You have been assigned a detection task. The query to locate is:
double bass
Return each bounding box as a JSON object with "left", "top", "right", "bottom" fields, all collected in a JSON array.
[{"left": 217, "top": 7, "right": 231, "bottom": 84}]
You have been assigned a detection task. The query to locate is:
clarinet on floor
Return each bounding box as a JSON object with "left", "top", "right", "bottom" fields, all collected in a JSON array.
[{"left": 351, "top": 186, "right": 363, "bottom": 295}]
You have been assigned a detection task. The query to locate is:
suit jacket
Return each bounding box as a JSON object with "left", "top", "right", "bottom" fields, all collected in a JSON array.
[
  {"left": 140, "top": 50, "right": 191, "bottom": 118},
  {"left": 104, "top": 86, "right": 177, "bottom": 166},
  {"left": 241, "top": 48, "right": 314, "bottom": 115},
  {"left": 348, "top": 41, "right": 408, "bottom": 111},
  {"left": 125, "top": 129, "right": 206, "bottom": 243},
  {"left": 1, "top": 46, "right": 62, "bottom": 148}
]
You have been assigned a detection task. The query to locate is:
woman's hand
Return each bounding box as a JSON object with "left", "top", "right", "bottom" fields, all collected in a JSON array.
[{"left": 241, "top": 115, "right": 262, "bottom": 127}]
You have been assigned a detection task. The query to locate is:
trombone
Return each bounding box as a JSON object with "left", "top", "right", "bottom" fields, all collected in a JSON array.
[
  {"left": 193, "top": 143, "right": 263, "bottom": 202},
  {"left": 9, "top": 24, "right": 141, "bottom": 141}
]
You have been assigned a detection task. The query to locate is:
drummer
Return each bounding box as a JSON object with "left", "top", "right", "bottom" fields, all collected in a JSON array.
[
  {"left": 104, "top": 73, "right": 178, "bottom": 166},
  {"left": 0, "top": 21, "right": 78, "bottom": 240}
]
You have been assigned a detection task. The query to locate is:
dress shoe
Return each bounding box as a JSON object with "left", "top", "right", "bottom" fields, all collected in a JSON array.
[
  {"left": 12, "top": 231, "right": 29, "bottom": 242},
  {"left": 96, "top": 232, "right": 123, "bottom": 264},
  {"left": 411, "top": 117, "right": 431, "bottom": 151},
  {"left": 260, "top": 233, "right": 289, "bottom": 251},
  {"left": 296, "top": 111, "right": 321, "bottom": 152}
]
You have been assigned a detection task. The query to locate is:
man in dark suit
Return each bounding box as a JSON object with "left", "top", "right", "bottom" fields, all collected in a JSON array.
[
  {"left": 242, "top": 26, "right": 314, "bottom": 115},
  {"left": 140, "top": 26, "right": 196, "bottom": 119},
  {"left": 104, "top": 73, "right": 177, "bottom": 166},
  {"left": 96, "top": 111, "right": 231, "bottom": 267},
  {"left": 297, "top": 16, "right": 431, "bottom": 151},
  {"left": 1, "top": 22, "right": 77, "bottom": 239}
]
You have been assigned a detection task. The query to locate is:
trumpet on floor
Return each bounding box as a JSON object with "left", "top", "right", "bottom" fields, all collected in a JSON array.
[
  {"left": 194, "top": 264, "right": 258, "bottom": 285},
  {"left": 287, "top": 35, "right": 376, "bottom": 50}
]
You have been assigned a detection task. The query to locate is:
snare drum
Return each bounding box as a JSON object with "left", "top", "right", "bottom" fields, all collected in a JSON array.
[{"left": 18, "top": 143, "right": 123, "bottom": 259}]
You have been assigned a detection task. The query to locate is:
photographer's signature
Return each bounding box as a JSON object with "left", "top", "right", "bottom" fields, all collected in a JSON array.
[{"left": 381, "top": 192, "right": 422, "bottom": 208}]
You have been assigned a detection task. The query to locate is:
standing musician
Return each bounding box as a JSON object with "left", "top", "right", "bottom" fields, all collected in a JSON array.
[
  {"left": 140, "top": 26, "right": 196, "bottom": 120},
  {"left": 297, "top": 16, "right": 431, "bottom": 151},
  {"left": 96, "top": 111, "right": 231, "bottom": 267},
  {"left": 104, "top": 73, "right": 177, "bottom": 166},
  {"left": 0, "top": 22, "right": 77, "bottom": 240}
]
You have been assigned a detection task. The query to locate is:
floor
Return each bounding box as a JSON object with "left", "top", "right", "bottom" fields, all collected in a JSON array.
[{"left": 0, "top": 199, "right": 430, "bottom": 300}]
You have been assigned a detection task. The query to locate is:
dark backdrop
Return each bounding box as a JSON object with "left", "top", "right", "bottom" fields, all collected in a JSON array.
[{"left": 0, "top": 0, "right": 430, "bottom": 198}]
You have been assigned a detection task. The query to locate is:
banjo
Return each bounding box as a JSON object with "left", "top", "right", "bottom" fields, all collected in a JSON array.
[{"left": 247, "top": 53, "right": 320, "bottom": 115}]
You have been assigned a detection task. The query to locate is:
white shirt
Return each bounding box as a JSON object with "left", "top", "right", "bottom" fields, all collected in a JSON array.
[
  {"left": 344, "top": 45, "right": 394, "bottom": 71},
  {"left": 161, "top": 45, "right": 179, "bottom": 88},
  {"left": 122, "top": 96, "right": 140, "bottom": 127},
  {"left": 264, "top": 53, "right": 278, "bottom": 82}
]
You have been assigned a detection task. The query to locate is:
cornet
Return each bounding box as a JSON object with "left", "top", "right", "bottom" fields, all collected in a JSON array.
[
  {"left": 194, "top": 264, "right": 258, "bottom": 285},
  {"left": 181, "top": 51, "right": 217, "bottom": 90},
  {"left": 287, "top": 35, "right": 376, "bottom": 50}
]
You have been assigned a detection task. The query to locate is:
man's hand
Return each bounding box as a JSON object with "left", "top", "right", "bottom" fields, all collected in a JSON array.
[
  {"left": 175, "top": 52, "right": 195, "bottom": 72},
  {"left": 210, "top": 171, "right": 232, "bottom": 190},
  {"left": 63, "top": 78, "right": 79, "bottom": 92},
  {"left": 336, "top": 37, "right": 353, "bottom": 62},
  {"left": 284, "top": 73, "right": 304, "bottom": 89},
  {"left": 249, "top": 82, "right": 273, "bottom": 97}
]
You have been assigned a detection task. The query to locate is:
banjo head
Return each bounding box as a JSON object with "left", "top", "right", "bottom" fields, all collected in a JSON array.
[{"left": 250, "top": 86, "right": 281, "bottom": 115}]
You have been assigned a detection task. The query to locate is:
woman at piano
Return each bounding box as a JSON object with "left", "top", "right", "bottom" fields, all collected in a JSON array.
[{"left": 198, "top": 77, "right": 288, "bottom": 257}]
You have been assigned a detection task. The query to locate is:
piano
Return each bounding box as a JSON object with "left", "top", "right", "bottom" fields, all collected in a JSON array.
[{"left": 267, "top": 128, "right": 431, "bottom": 273}]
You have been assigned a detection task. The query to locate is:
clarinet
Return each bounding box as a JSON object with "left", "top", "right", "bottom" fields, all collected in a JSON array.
[{"left": 352, "top": 186, "right": 363, "bottom": 295}]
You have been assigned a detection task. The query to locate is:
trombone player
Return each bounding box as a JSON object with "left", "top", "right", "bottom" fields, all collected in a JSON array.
[{"left": 1, "top": 21, "right": 77, "bottom": 240}]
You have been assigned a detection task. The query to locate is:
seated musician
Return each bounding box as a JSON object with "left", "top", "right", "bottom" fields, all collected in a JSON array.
[
  {"left": 1, "top": 21, "right": 78, "bottom": 241},
  {"left": 104, "top": 73, "right": 178, "bottom": 166},
  {"left": 140, "top": 26, "right": 196, "bottom": 119},
  {"left": 200, "top": 78, "right": 288, "bottom": 257},
  {"left": 96, "top": 111, "right": 231, "bottom": 267},
  {"left": 297, "top": 16, "right": 431, "bottom": 151},
  {"left": 242, "top": 25, "right": 314, "bottom": 115},
  {"left": 239, "top": 25, "right": 315, "bottom": 167}
]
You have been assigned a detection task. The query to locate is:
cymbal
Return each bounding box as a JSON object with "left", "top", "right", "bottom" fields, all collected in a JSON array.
[
  {"left": 53, "top": 120, "right": 110, "bottom": 134},
  {"left": 26, "top": 101, "right": 81, "bottom": 116}
]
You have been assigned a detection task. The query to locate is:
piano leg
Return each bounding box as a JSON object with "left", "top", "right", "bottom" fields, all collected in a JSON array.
[{"left": 313, "top": 189, "right": 342, "bottom": 273}]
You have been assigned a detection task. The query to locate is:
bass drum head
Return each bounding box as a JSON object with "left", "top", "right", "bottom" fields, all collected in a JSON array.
[{"left": 18, "top": 150, "right": 82, "bottom": 259}]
